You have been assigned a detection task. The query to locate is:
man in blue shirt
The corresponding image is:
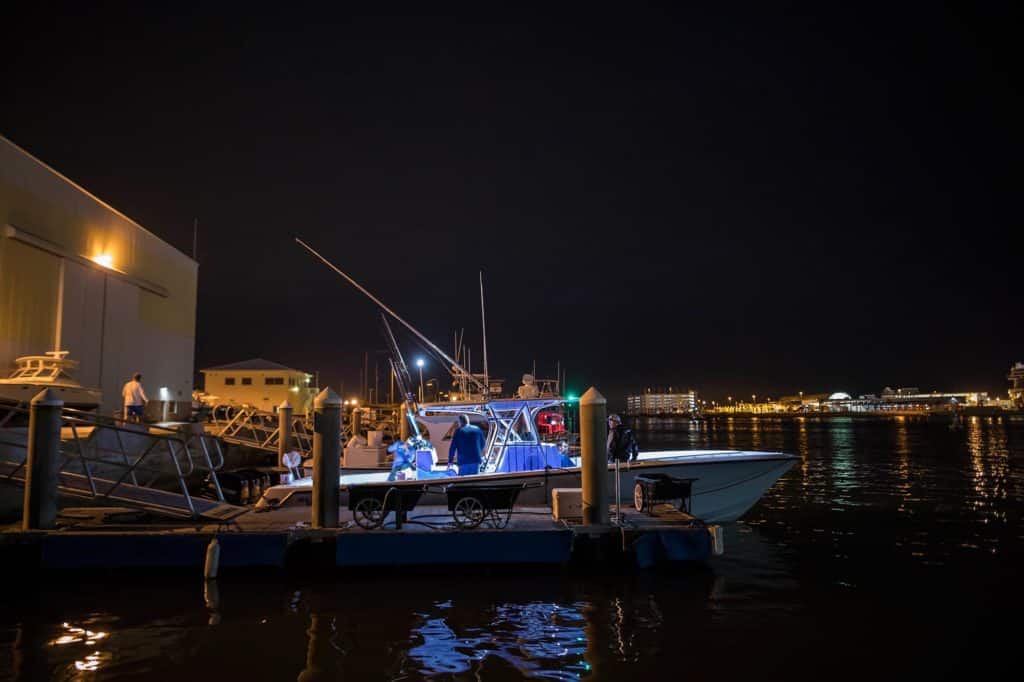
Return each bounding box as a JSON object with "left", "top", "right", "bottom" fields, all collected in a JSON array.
[{"left": 448, "top": 414, "right": 486, "bottom": 476}]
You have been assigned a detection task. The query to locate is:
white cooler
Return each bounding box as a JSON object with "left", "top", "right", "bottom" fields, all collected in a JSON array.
[{"left": 552, "top": 488, "right": 583, "bottom": 521}]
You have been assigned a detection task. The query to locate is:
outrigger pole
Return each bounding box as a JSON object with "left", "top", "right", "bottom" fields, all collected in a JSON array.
[{"left": 295, "top": 237, "right": 489, "bottom": 396}]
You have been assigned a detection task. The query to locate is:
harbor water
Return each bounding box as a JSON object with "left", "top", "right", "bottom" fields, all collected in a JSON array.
[{"left": 1, "top": 415, "right": 1021, "bottom": 680}]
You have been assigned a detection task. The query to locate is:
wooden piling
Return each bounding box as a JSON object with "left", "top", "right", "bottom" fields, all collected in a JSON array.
[
  {"left": 312, "top": 388, "right": 341, "bottom": 528},
  {"left": 579, "top": 387, "right": 608, "bottom": 526},
  {"left": 22, "top": 389, "right": 62, "bottom": 531}
]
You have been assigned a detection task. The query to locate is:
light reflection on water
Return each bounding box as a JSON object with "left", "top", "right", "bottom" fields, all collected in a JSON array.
[{"left": 1, "top": 417, "right": 1022, "bottom": 680}]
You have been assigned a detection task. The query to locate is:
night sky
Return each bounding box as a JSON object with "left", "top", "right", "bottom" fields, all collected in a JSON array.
[{"left": 2, "top": 3, "right": 1018, "bottom": 405}]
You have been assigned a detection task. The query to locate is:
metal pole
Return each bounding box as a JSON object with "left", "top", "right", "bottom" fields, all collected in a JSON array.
[
  {"left": 614, "top": 458, "right": 621, "bottom": 525},
  {"left": 278, "top": 400, "right": 293, "bottom": 468},
  {"left": 579, "top": 387, "right": 608, "bottom": 526},
  {"left": 480, "top": 271, "right": 489, "bottom": 394},
  {"left": 23, "top": 389, "right": 63, "bottom": 530},
  {"left": 311, "top": 388, "right": 341, "bottom": 529}
]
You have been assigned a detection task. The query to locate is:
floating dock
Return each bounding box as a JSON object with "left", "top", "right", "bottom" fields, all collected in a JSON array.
[{"left": 1, "top": 503, "right": 718, "bottom": 575}]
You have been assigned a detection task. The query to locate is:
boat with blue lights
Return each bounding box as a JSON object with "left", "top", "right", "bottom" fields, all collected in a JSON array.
[{"left": 255, "top": 395, "right": 797, "bottom": 522}]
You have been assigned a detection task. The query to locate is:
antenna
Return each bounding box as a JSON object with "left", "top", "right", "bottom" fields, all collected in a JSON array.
[
  {"left": 480, "top": 271, "right": 489, "bottom": 394},
  {"left": 295, "top": 237, "right": 487, "bottom": 394}
]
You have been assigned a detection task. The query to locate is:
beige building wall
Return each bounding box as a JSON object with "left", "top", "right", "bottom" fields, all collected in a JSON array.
[
  {"left": 0, "top": 136, "right": 197, "bottom": 416},
  {"left": 201, "top": 369, "right": 315, "bottom": 413}
]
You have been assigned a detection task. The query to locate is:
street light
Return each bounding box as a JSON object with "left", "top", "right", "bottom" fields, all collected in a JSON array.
[{"left": 416, "top": 358, "right": 425, "bottom": 402}]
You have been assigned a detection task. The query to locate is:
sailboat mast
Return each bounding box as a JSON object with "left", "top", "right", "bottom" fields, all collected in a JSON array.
[{"left": 479, "top": 271, "right": 489, "bottom": 396}]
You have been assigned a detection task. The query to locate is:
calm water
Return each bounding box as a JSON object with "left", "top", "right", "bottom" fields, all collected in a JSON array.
[{"left": 2, "top": 416, "right": 1022, "bottom": 680}]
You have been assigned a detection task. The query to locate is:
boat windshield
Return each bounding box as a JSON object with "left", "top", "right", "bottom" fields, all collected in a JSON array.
[{"left": 419, "top": 398, "right": 569, "bottom": 473}]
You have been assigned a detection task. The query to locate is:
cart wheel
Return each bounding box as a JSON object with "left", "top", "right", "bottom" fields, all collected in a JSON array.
[
  {"left": 490, "top": 508, "right": 512, "bottom": 529},
  {"left": 633, "top": 483, "right": 647, "bottom": 513},
  {"left": 453, "top": 496, "right": 485, "bottom": 528},
  {"left": 354, "top": 497, "right": 385, "bottom": 529}
]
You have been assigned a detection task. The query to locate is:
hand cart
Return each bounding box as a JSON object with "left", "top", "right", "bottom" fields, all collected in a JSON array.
[
  {"left": 348, "top": 483, "right": 428, "bottom": 529},
  {"left": 633, "top": 474, "right": 697, "bottom": 515},
  {"left": 444, "top": 482, "right": 529, "bottom": 529}
]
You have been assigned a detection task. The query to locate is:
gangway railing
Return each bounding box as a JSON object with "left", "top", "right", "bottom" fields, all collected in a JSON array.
[
  {"left": 0, "top": 402, "right": 245, "bottom": 521},
  {"left": 206, "top": 405, "right": 356, "bottom": 457}
]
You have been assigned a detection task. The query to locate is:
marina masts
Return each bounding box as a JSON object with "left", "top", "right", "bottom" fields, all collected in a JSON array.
[
  {"left": 294, "top": 237, "right": 488, "bottom": 396},
  {"left": 480, "top": 271, "right": 489, "bottom": 394}
]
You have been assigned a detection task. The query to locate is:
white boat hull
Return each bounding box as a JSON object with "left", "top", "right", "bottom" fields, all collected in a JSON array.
[
  {"left": 0, "top": 383, "right": 102, "bottom": 410},
  {"left": 270, "top": 450, "right": 798, "bottom": 523}
]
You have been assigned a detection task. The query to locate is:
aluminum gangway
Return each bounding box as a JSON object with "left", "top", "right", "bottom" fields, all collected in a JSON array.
[
  {"left": 0, "top": 402, "right": 247, "bottom": 521},
  {"left": 205, "top": 404, "right": 379, "bottom": 457}
]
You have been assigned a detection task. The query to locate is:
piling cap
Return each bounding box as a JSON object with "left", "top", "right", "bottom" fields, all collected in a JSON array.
[
  {"left": 31, "top": 388, "right": 64, "bottom": 407},
  {"left": 579, "top": 387, "right": 606, "bottom": 406},
  {"left": 313, "top": 387, "right": 342, "bottom": 408},
  {"left": 278, "top": 399, "right": 292, "bottom": 410}
]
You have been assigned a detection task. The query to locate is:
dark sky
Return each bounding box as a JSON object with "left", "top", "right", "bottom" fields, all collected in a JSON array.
[{"left": 2, "top": 3, "right": 1018, "bottom": 405}]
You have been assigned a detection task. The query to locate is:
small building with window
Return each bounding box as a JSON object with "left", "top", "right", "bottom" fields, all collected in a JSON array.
[{"left": 199, "top": 358, "right": 315, "bottom": 413}]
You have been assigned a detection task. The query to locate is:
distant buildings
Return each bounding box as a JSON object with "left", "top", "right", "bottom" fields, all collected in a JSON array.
[
  {"left": 199, "top": 358, "right": 315, "bottom": 413},
  {"left": 713, "top": 385, "right": 996, "bottom": 414},
  {"left": 1009, "top": 363, "right": 1024, "bottom": 409},
  {"left": 626, "top": 388, "right": 698, "bottom": 416}
]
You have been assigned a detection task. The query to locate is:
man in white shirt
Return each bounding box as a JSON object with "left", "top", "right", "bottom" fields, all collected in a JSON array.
[{"left": 122, "top": 373, "right": 147, "bottom": 422}]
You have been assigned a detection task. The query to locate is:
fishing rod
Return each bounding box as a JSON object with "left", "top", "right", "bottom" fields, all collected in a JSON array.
[{"left": 295, "top": 236, "right": 489, "bottom": 396}]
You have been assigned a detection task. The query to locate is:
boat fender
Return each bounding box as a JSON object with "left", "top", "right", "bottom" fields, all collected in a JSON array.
[
  {"left": 707, "top": 525, "right": 725, "bottom": 556},
  {"left": 204, "top": 537, "right": 221, "bottom": 579}
]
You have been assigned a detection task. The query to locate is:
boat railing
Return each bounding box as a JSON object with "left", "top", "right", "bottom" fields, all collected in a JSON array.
[{"left": 0, "top": 400, "right": 231, "bottom": 519}]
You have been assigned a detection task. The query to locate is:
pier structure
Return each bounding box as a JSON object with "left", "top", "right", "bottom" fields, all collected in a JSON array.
[{"left": 1, "top": 385, "right": 717, "bottom": 575}]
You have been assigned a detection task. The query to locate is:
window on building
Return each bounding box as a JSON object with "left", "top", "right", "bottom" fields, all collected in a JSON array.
[
  {"left": 241, "top": 377, "right": 252, "bottom": 385},
  {"left": 288, "top": 377, "right": 296, "bottom": 386},
  {"left": 265, "top": 377, "right": 284, "bottom": 385},
  {"left": 224, "top": 377, "right": 236, "bottom": 386}
]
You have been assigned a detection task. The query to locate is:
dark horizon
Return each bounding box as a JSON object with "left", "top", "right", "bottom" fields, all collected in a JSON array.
[{"left": 2, "top": 4, "right": 1017, "bottom": 408}]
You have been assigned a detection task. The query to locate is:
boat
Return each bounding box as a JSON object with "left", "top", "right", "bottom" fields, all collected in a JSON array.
[
  {"left": 0, "top": 350, "right": 102, "bottom": 410},
  {"left": 256, "top": 239, "right": 798, "bottom": 522},
  {"left": 255, "top": 395, "right": 797, "bottom": 523}
]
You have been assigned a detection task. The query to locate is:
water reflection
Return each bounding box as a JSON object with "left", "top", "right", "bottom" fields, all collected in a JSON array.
[
  {"left": 966, "top": 417, "right": 1011, "bottom": 524},
  {"left": 3, "top": 419, "right": 1023, "bottom": 680}
]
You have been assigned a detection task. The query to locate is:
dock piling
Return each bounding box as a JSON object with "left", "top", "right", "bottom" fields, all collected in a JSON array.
[
  {"left": 278, "top": 400, "right": 293, "bottom": 468},
  {"left": 579, "top": 387, "right": 609, "bottom": 526},
  {"left": 399, "top": 407, "right": 410, "bottom": 441},
  {"left": 22, "top": 389, "right": 62, "bottom": 531},
  {"left": 312, "top": 388, "right": 342, "bottom": 529},
  {"left": 351, "top": 407, "right": 363, "bottom": 440}
]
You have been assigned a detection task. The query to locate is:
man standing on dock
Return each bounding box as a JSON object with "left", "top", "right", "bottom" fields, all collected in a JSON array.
[
  {"left": 448, "top": 414, "right": 485, "bottom": 476},
  {"left": 121, "top": 373, "right": 147, "bottom": 423},
  {"left": 607, "top": 414, "right": 639, "bottom": 463}
]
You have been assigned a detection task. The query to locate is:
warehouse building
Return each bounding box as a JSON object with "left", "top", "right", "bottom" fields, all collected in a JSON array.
[{"left": 0, "top": 135, "right": 197, "bottom": 417}]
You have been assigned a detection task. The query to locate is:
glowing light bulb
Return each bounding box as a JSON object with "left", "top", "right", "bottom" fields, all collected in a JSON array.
[{"left": 92, "top": 253, "right": 114, "bottom": 268}]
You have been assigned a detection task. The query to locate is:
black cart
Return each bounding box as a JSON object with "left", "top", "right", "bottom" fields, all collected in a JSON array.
[
  {"left": 444, "top": 483, "right": 529, "bottom": 529},
  {"left": 348, "top": 484, "right": 427, "bottom": 529},
  {"left": 633, "top": 474, "right": 697, "bottom": 514}
]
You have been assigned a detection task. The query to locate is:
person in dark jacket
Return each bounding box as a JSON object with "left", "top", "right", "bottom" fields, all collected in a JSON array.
[
  {"left": 448, "top": 414, "right": 486, "bottom": 476},
  {"left": 607, "top": 413, "right": 639, "bottom": 463}
]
